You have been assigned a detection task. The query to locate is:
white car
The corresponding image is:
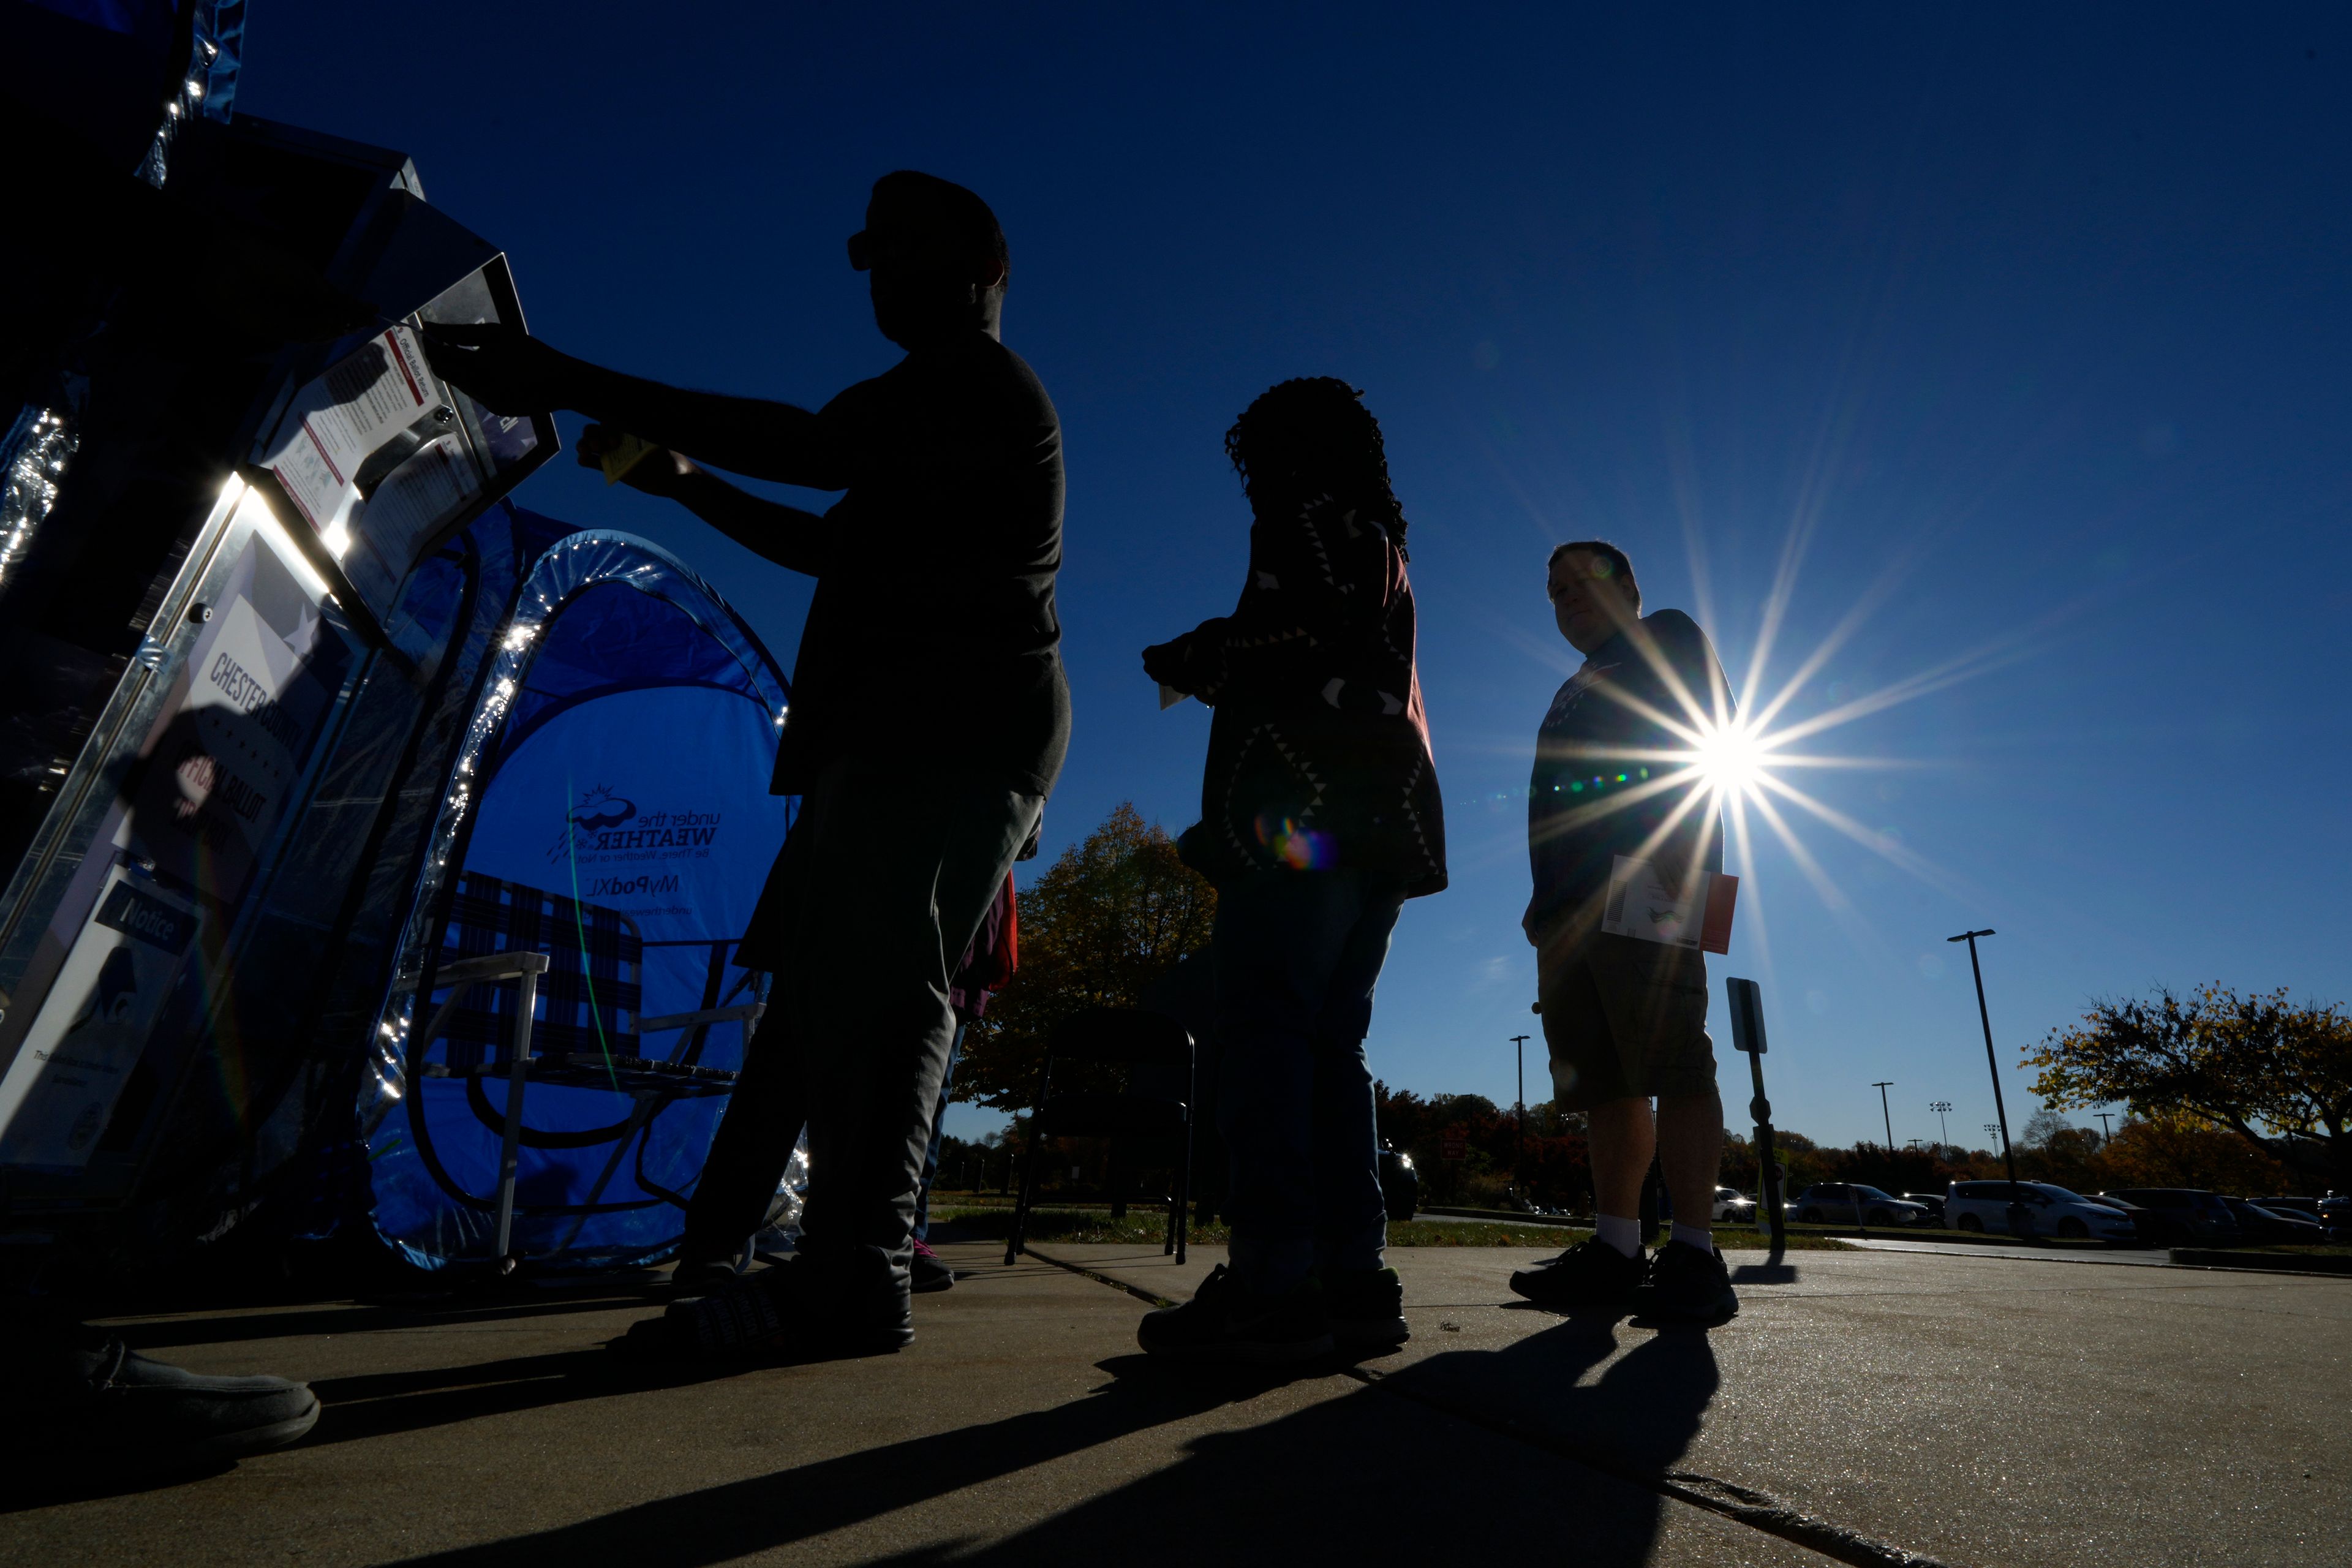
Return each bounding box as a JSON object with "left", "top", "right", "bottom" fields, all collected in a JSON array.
[
  {"left": 1945, "top": 1180, "right": 2140, "bottom": 1241},
  {"left": 1711, "top": 1186, "right": 1757, "bottom": 1221}
]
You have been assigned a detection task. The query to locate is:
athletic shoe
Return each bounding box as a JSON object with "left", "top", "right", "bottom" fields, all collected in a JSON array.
[
  {"left": 1629, "top": 1240, "right": 1740, "bottom": 1325},
  {"left": 910, "top": 1238, "right": 956, "bottom": 1294},
  {"left": 1136, "top": 1264, "right": 1332, "bottom": 1363},
  {"left": 1507, "top": 1238, "right": 1645, "bottom": 1312},
  {"left": 1321, "top": 1265, "right": 1409, "bottom": 1351},
  {"left": 3, "top": 1329, "right": 318, "bottom": 1475},
  {"left": 614, "top": 1255, "right": 912, "bottom": 1362}
]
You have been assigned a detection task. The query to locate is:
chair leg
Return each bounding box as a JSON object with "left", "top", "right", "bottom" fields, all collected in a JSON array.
[
  {"left": 1005, "top": 1129, "right": 1044, "bottom": 1266},
  {"left": 492, "top": 968, "right": 540, "bottom": 1272},
  {"left": 1173, "top": 1115, "right": 1191, "bottom": 1265}
]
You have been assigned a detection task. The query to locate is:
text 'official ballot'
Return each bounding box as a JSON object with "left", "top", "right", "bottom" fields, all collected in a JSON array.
[{"left": 1601, "top": 856, "right": 1738, "bottom": 954}]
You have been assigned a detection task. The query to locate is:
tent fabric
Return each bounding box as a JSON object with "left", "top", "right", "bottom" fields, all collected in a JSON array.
[{"left": 358, "top": 512, "right": 792, "bottom": 1272}]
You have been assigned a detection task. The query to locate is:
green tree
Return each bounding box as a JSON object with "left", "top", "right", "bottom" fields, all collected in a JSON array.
[
  {"left": 2026, "top": 986, "right": 2352, "bottom": 1191},
  {"left": 954, "top": 802, "right": 1217, "bottom": 1112}
]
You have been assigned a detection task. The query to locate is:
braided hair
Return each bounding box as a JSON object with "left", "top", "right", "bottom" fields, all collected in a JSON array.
[{"left": 1225, "top": 377, "right": 1409, "bottom": 547}]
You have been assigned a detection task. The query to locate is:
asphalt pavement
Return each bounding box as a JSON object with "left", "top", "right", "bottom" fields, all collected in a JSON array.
[{"left": 1, "top": 1240, "right": 2340, "bottom": 1567}]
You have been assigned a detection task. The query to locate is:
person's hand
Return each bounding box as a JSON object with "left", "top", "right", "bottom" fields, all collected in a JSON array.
[
  {"left": 1141, "top": 638, "right": 1189, "bottom": 692},
  {"left": 576, "top": 423, "right": 696, "bottom": 497},
  {"left": 420, "top": 321, "right": 575, "bottom": 415}
]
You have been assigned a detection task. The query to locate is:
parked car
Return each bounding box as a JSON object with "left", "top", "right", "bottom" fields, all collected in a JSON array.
[
  {"left": 1786, "top": 1183, "right": 1930, "bottom": 1226},
  {"left": 2100, "top": 1188, "right": 2241, "bottom": 1245},
  {"left": 1899, "top": 1191, "right": 1947, "bottom": 1225},
  {"left": 1945, "top": 1181, "right": 2141, "bottom": 1241},
  {"left": 1379, "top": 1146, "right": 1418, "bottom": 1222},
  {"left": 1712, "top": 1186, "right": 1757, "bottom": 1222},
  {"left": 2319, "top": 1196, "right": 2352, "bottom": 1242},
  {"left": 2223, "top": 1198, "right": 2326, "bottom": 1245},
  {"left": 2081, "top": 1193, "right": 2155, "bottom": 1240}
]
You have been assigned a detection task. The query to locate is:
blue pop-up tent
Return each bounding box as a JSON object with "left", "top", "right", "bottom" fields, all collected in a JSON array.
[{"left": 356, "top": 508, "right": 792, "bottom": 1270}]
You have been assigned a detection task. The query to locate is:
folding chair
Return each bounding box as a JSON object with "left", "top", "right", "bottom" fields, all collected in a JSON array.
[
  {"left": 394, "top": 871, "right": 763, "bottom": 1269},
  {"left": 1004, "top": 1007, "right": 1194, "bottom": 1266}
]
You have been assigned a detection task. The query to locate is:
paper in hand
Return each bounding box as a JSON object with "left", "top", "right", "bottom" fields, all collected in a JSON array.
[
  {"left": 1159, "top": 684, "right": 1187, "bottom": 710},
  {"left": 1601, "top": 856, "right": 1739, "bottom": 953},
  {"left": 599, "top": 432, "right": 663, "bottom": 486}
]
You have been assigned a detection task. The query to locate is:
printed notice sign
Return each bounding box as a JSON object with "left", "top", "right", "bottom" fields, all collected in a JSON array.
[
  {"left": 0, "top": 867, "right": 196, "bottom": 1169},
  {"left": 1601, "top": 856, "right": 1739, "bottom": 954}
]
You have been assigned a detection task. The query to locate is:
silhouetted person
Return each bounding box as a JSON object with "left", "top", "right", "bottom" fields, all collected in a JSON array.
[
  {"left": 1136, "top": 379, "right": 1444, "bottom": 1363},
  {"left": 425, "top": 172, "right": 1068, "bottom": 1358},
  {"left": 1507, "top": 541, "right": 1739, "bottom": 1324}
]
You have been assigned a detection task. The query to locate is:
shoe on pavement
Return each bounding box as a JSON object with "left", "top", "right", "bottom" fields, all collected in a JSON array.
[
  {"left": 910, "top": 1238, "right": 955, "bottom": 1294},
  {"left": 1136, "top": 1264, "right": 1333, "bottom": 1363},
  {"left": 3, "top": 1329, "right": 319, "bottom": 1474},
  {"left": 1629, "top": 1240, "right": 1740, "bottom": 1325},
  {"left": 1322, "top": 1265, "right": 1408, "bottom": 1351},
  {"left": 1508, "top": 1237, "right": 1645, "bottom": 1312},
  {"left": 614, "top": 1255, "right": 913, "bottom": 1362}
]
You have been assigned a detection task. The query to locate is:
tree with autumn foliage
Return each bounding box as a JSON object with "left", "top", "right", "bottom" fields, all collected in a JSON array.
[
  {"left": 2026, "top": 986, "right": 2351, "bottom": 1191},
  {"left": 953, "top": 803, "right": 1218, "bottom": 1112}
]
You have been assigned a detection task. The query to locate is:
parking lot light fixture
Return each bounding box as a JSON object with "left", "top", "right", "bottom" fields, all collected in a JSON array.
[
  {"left": 1930, "top": 1100, "right": 1954, "bottom": 1154},
  {"left": 1949, "top": 929, "right": 2028, "bottom": 1238}
]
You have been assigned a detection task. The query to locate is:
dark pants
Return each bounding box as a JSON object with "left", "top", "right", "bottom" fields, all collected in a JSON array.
[
  {"left": 912, "top": 1025, "right": 963, "bottom": 1244},
  {"left": 1212, "top": 868, "right": 1404, "bottom": 1294},
  {"left": 685, "top": 758, "right": 1039, "bottom": 1292}
]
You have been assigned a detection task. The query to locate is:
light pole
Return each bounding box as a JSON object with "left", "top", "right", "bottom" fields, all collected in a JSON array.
[
  {"left": 1509, "top": 1034, "right": 1530, "bottom": 1191},
  {"left": 1950, "top": 929, "right": 2028, "bottom": 1239},
  {"left": 1872, "top": 1081, "right": 1895, "bottom": 1150},
  {"left": 2095, "top": 1110, "right": 2115, "bottom": 1146},
  {"left": 1930, "top": 1100, "right": 1953, "bottom": 1155}
]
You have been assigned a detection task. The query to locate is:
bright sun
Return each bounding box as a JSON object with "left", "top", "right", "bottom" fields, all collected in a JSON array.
[{"left": 1691, "top": 718, "right": 1769, "bottom": 799}]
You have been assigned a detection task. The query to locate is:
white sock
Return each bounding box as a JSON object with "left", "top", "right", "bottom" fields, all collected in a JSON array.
[
  {"left": 1594, "top": 1214, "right": 1641, "bottom": 1257},
  {"left": 1670, "top": 1221, "right": 1714, "bottom": 1256}
]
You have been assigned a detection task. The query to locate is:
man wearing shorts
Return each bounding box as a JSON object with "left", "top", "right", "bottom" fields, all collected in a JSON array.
[{"left": 1509, "top": 541, "right": 1739, "bottom": 1324}]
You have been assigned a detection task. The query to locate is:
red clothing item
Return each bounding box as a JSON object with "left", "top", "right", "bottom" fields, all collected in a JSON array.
[{"left": 948, "top": 872, "right": 1019, "bottom": 1018}]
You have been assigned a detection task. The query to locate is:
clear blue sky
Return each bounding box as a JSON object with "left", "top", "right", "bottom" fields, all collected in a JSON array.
[{"left": 243, "top": 6, "right": 2351, "bottom": 1153}]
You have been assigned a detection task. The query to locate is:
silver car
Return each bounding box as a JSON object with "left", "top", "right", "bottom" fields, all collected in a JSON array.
[
  {"left": 1786, "top": 1182, "right": 1930, "bottom": 1226},
  {"left": 1947, "top": 1180, "right": 2141, "bottom": 1241}
]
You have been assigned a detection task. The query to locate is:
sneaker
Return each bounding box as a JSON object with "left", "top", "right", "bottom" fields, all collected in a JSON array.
[
  {"left": 1507, "top": 1238, "right": 1646, "bottom": 1312},
  {"left": 1321, "top": 1265, "right": 1409, "bottom": 1351},
  {"left": 1629, "top": 1240, "right": 1740, "bottom": 1325},
  {"left": 910, "top": 1238, "right": 955, "bottom": 1294},
  {"left": 614, "top": 1255, "right": 913, "bottom": 1362},
  {"left": 2, "top": 1329, "right": 318, "bottom": 1474},
  {"left": 1136, "top": 1264, "right": 1332, "bottom": 1363}
]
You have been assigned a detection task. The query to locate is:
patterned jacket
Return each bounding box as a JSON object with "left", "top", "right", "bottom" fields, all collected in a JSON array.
[{"left": 1151, "top": 492, "right": 1447, "bottom": 897}]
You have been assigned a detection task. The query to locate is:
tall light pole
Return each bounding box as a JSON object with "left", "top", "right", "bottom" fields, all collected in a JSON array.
[
  {"left": 2095, "top": 1110, "right": 2115, "bottom": 1146},
  {"left": 1930, "top": 1100, "right": 1953, "bottom": 1155},
  {"left": 1872, "top": 1082, "right": 1896, "bottom": 1150},
  {"left": 1950, "top": 929, "right": 2028, "bottom": 1238},
  {"left": 1509, "top": 1034, "right": 1530, "bottom": 1188}
]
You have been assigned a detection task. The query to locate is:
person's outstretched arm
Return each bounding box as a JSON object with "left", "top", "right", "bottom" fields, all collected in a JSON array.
[
  {"left": 423, "top": 323, "right": 850, "bottom": 490},
  {"left": 577, "top": 425, "right": 830, "bottom": 576}
]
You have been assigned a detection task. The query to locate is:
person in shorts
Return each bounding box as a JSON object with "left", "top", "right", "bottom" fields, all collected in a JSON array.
[{"left": 1507, "top": 540, "right": 1739, "bottom": 1324}]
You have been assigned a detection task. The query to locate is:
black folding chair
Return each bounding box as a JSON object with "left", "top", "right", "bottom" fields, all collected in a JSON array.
[
  {"left": 394, "top": 871, "right": 763, "bottom": 1270},
  {"left": 1005, "top": 1007, "right": 1194, "bottom": 1265}
]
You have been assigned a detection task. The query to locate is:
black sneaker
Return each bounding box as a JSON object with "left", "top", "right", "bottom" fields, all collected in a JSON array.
[
  {"left": 910, "top": 1239, "right": 955, "bottom": 1294},
  {"left": 1322, "top": 1265, "right": 1409, "bottom": 1351},
  {"left": 1507, "top": 1238, "right": 1645, "bottom": 1311},
  {"left": 1630, "top": 1240, "right": 1740, "bottom": 1325},
  {"left": 1136, "top": 1265, "right": 1333, "bottom": 1363},
  {"left": 2, "top": 1330, "right": 319, "bottom": 1475},
  {"left": 614, "top": 1254, "right": 913, "bottom": 1362}
]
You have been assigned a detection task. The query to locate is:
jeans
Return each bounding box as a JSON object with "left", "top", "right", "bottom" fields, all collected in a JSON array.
[
  {"left": 1212, "top": 868, "right": 1406, "bottom": 1294},
  {"left": 684, "top": 757, "right": 1040, "bottom": 1294}
]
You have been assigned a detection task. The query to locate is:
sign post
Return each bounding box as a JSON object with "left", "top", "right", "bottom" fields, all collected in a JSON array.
[{"left": 1725, "top": 977, "right": 1785, "bottom": 1256}]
